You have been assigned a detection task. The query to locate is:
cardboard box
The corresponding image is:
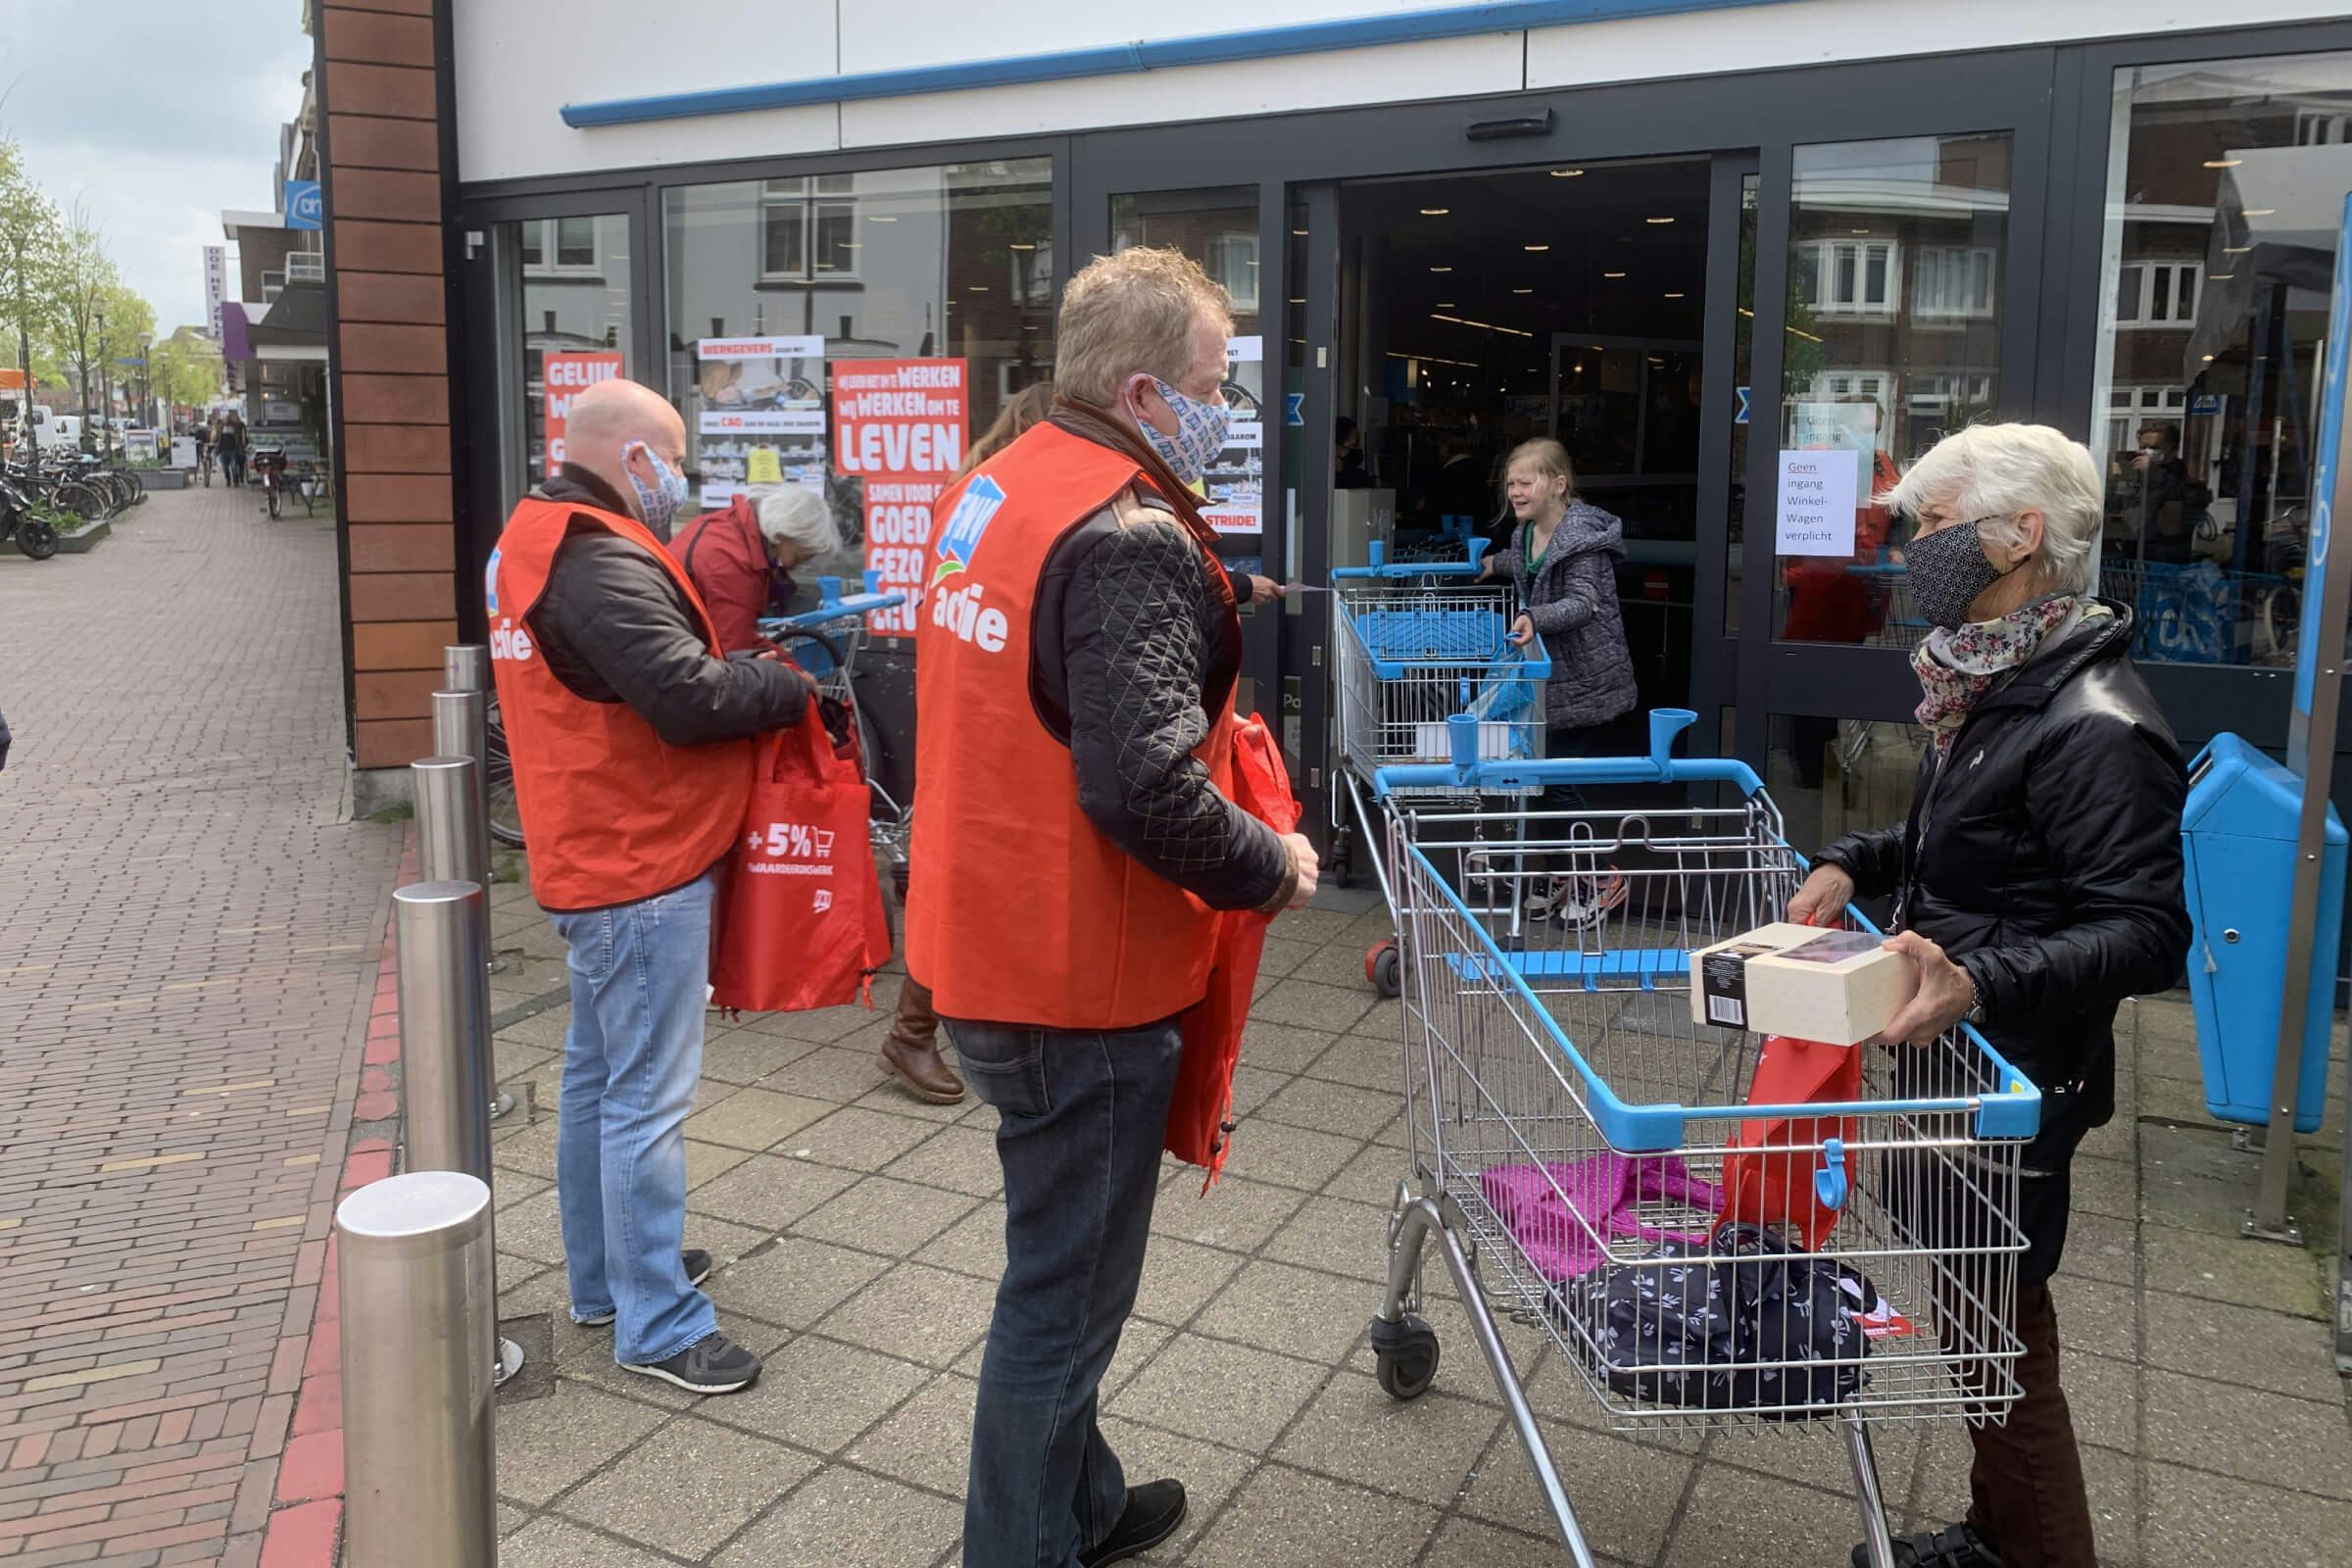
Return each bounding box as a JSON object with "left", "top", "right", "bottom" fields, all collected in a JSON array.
[{"left": 1690, "top": 922, "right": 1916, "bottom": 1047}]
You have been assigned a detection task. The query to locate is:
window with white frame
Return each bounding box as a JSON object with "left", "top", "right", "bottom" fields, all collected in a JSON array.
[
  {"left": 1202, "top": 232, "right": 1259, "bottom": 313},
  {"left": 2105, "top": 384, "right": 2187, "bottom": 454},
  {"left": 2115, "top": 260, "right": 2199, "bottom": 326},
  {"left": 2296, "top": 108, "right": 2351, "bottom": 145},
  {"left": 519, "top": 218, "right": 599, "bottom": 275},
  {"left": 1812, "top": 370, "right": 1891, "bottom": 403},
  {"left": 1907, "top": 371, "right": 1995, "bottom": 416},
  {"left": 1797, "top": 239, "right": 1899, "bottom": 316},
  {"left": 1913, "top": 246, "right": 1996, "bottom": 318},
  {"left": 760, "top": 174, "right": 858, "bottom": 282},
  {"left": 1010, "top": 236, "right": 1054, "bottom": 307},
  {"left": 261, "top": 270, "right": 284, "bottom": 305}
]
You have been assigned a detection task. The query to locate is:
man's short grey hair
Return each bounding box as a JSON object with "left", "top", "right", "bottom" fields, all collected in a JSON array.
[
  {"left": 1054, "top": 246, "right": 1233, "bottom": 407},
  {"left": 757, "top": 486, "right": 840, "bottom": 558},
  {"left": 1884, "top": 423, "right": 2103, "bottom": 596}
]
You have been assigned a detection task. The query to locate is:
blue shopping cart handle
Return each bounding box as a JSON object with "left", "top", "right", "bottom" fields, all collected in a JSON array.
[
  {"left": 760, "top": 569, "right": 908, "bottom": 635},
  {"left": 1331, "top": 536, "right": 1492, "bottom": 579},
  {"left": 1373, "top": 708, "right": 1764, "bottom": 798}
]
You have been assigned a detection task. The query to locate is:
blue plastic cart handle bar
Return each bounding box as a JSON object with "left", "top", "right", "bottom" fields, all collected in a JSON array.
[
  {"left": 1374, "top": 709, "right": 1760, "bottom": 798},
  {"left": 760, "top": 569, "right": 908, "bottom": 634},
  {"left": 1360, "top": 634, "right": 1553, "bottom": 683},
  {"left": 1391, "top": 834, "right": 2041, "bottom": 1149},
  {"left": 1331, "top": 535, "right": 1493, "bottom": 579}
]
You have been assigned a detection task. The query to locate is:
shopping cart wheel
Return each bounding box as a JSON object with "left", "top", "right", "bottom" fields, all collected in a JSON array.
[
  {"left": 1370, "top": 1313, "right": 1440, "bottom": 1400},
  {"left": 1365, "top": 941, "right": 1400, "bottom": 1000}
]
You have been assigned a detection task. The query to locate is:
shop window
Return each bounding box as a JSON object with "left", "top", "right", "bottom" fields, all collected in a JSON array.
[
  {"left": 1913, "top": 245, "right": 1996, "bottom": 318},
  {"left": 1203, "top": 232, "right": 1260, "bottom": 313},
  {"left": 2114, "top": 260, "right": 2199, "bottom": 327},
  {"left": 261, "top": 270, "right": 284, "bottom": 305},
  {"left": 760, "top": 175, "right": 858, "bottom": 281},
  {"left": 1777, "top": 132, "right": 2011, "bottom": 644},
  {"left": 2089, "top": 51, "right": 2352, "bottom": 667},
  {"left": 519, "top": 218, "right": 600, "bottom": 276}
]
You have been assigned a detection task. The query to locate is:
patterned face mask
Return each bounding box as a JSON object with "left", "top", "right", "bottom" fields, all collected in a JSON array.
[
  {"left": 1129, "top": 375, "right": 1230, "bottom": 487},
  {"left": 1902, "top": 514, "right": 2013, "bottom": 629},
  {"left": 624, "top": 443, "right": 692, "bottom": 537}
]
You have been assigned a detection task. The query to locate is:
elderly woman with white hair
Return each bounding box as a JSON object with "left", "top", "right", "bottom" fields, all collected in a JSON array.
[
  {"left": 663, "top": 485, "right": 843, "bottom": 654},
  {"left": 1788, "top": 423, "right": 2189, "bottom": 1568}
]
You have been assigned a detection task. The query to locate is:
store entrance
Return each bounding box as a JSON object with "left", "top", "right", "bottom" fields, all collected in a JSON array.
[{"left": 1324, "top": 158, "right": 1718, "bottom": 728}]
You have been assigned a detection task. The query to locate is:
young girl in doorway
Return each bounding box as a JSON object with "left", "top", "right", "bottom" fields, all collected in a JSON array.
[{"left": 1477, "top": 438, "right": 1640, "bottom": 922}]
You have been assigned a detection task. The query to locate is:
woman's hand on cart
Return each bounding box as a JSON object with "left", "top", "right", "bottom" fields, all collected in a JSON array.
[
  {"left": 1507, "top": 612, "right": 1536, "bottom": 647},
  {"left": 1872, "top": 931, "right": 1977, "bottom": 1047},
  {"left": 1787, "top": 862, "right": 1855, "bottom": 927}
]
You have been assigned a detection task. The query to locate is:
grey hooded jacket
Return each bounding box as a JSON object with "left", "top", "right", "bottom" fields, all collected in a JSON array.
[{"left": 1489, "top": 500, "right": 1639, "bottom": 733}]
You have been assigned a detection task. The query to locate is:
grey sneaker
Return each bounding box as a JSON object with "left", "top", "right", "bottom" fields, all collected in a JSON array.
[
  {"left": 621, "top": 1330, "right": 762, "bottom": 1395},
  {"left": 574, "top": 1250, "right": 714, "bottom": 1328}
]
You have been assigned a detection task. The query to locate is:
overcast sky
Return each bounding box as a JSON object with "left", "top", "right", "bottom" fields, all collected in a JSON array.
[{"left": 2, "top": 1, "right": 312, "bottom": 333}]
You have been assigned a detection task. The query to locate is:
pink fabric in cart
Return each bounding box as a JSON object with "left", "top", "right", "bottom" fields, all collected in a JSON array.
[{"left": 1479, "top": 1153, "right": 1722, "bottom": 1282}]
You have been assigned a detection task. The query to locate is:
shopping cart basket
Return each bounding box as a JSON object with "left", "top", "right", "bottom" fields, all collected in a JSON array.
[
  {"left": 2098, "top": 558, "right": 2279, "bottom": 666},
  {"left": 1361, "top": 709, "right": 2042, "bottom": 1567},
  {"left": 759, "top": 572, "right": 913, "bottom": 879}
]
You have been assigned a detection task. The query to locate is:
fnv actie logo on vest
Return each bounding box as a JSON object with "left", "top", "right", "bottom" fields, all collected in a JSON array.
[
  {"left": 484, "top": 547, "right": 535, "bottom": 662},
  {"left": 931, "top": 474, "right": 1006, "bottom": 586}
]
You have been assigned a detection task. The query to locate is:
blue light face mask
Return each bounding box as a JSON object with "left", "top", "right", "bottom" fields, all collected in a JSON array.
[
  {"left": 624, "top": 442, "right": 691, "bottom": 537},
  {"left": 1129, "top": 375, "right": 1230, "bottom": 488}
]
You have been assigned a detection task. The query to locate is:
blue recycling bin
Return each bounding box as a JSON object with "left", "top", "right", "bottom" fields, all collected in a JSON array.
[{"left": 2180, "top": 734, "right": 2348, "bottom": 1131}]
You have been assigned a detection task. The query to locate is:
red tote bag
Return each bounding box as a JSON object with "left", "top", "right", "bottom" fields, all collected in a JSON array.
[
  {"left": 710, "top": 706, "right": 891, "bottom": 1014},
  {"left": 1167, "top": 714, "right": 1300, "bottom": 1186},
  {"left": 1714, "top": 1033, "right": 1865, "bottom": 1251}
]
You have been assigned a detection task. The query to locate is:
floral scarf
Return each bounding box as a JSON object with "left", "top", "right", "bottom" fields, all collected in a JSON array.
[{"left": 1911, "top": 596, "right": 2112, "bottom": 754}]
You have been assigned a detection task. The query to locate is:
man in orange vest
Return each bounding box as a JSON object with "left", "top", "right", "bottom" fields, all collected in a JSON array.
[
  {"left": 487, "top": 378, "right": 811, "bottom": 1396},
  {"left": 907, "top": 248, "right": 1318, "bottom": 1567}
]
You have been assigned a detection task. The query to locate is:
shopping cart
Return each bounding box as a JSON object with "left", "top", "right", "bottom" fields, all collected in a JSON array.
[
  {"left": 1329, "top": 538, "right": 1551, "bottom": 998},
  {"left": 1362, "top": 709, "right": 2042, "bottom": 1567},
  {"left": 759, "top": 571, "right": 913, "bottom": 883},
  {"left": 2098, "top": 558, "right": 2280, "bottom": 666},
  {"left": 1844, "top": 561, "right": 1926, "bottom": 650}
]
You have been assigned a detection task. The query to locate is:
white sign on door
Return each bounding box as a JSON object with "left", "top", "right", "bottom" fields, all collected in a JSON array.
[{"left": 1775, "top": 449, "right": 1859, "bottom": 557}]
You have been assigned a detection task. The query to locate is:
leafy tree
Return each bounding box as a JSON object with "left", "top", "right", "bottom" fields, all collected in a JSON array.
[
  {"left": 89, "top": 279, "right": 154, "bottom": 430},
  {"left": 0, "top": 136, "right": 67, "bottom": 458},
  {"left": 48, "top": 206, "right": 116, "bottom": 434},
  {"left": 149, "top": 329, "right": 222, "bottom": 416}
]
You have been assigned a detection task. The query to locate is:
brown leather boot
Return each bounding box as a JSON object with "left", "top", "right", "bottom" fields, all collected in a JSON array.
[{"left": 879, "top": 979, "right": 964, "bottom": 1103}]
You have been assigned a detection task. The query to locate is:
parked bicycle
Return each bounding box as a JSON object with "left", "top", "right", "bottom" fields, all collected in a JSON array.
[
  {"left": 252, "top": 446, "right": 287, "bottom": 519},
  {"left": 0, "top": 469, "right": 61, "bottom": 560}
]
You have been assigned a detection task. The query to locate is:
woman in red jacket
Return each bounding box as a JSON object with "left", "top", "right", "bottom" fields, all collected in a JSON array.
[{"left": 664, "top": 487, "right": 842, "bottom": 653}]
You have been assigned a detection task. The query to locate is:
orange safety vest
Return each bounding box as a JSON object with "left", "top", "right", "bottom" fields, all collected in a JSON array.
[
  {"left": 906, "top": 421, "right": 1241, "bottom": 1030},
  {"left": 486, "top": 495, "right": 752, "bottom": 912}
]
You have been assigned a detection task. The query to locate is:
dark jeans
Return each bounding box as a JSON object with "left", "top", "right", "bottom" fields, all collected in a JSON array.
[
  {"left": 946, "top": 1016, "right": 1184, "bottom": 1568},
  {"left": 1959, "top": 1282, "right": 2095, "bottom": 1567}
]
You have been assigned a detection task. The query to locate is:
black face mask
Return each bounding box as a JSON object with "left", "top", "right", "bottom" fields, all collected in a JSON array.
[{"left": 1903, "top": 515, "right": 2014, "bottom": 629}]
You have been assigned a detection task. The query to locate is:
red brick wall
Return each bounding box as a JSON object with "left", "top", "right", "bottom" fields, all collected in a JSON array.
[{"left": 318, "top": 0, "right": 459, "bottom": 772}]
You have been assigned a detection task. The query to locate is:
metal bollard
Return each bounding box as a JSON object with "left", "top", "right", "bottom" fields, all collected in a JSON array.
[
  {"left": 394, "top": 880, "right": 495, "bottom": 1180},
  {"left": 432, "top": 689, "right": 494, "bottom": 883},
  {"left": 444, "top": 643, "right": 490, "bottom": 695},
  {"left": 414, "top": 756, "right": 485, "bottom": 889},
  {"left": 338, "top": 1170, "right": 497, "bottom": 1568}
]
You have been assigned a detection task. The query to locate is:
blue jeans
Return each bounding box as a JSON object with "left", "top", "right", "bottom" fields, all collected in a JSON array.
[
  {"left": 949, "top": 1017, "right": 1184, "bottom": 1568},
  {"left": 549, "top": 867, "right": 718, "bottom": 1364}
]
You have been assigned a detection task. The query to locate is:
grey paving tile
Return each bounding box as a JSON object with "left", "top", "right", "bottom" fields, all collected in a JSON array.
[
  {"left": 492, "top": 1111, "right": 560, "bottom": 1178},
  {"left": 784, "top": 1104, "right": 938, "bottom": 1172},
  {"left": 2063, "top": 1348, "right": 2141, "bottom": 1456},
  {"left": 1290, "top": 936, "right": 1394, "bottom": 991},
  {"left": 1250, "top": 978, "right": 1377, "bottom": 1034},
  {"left": 879, "top": 1122, "right": 1004, "bottom": 1197},
  {"left": 1254, "top": 1073, "right": 1399, "bottom": 1142},
  {"left": 1111, "top": 1333, "right": 1328, "bottom": 1449},
  {"left": 817, "top": 1261, "right": 998, "bottom": 1368},
  {"left": 1102, "top": 1318, "right": 1174, "bottom": 1402},
  {"left": 711, "top": 1465, "right": 962, "bottom": 1568},
  {"left": 770, "top": 1044, "right": 895, "bottom": 1102},
  {"left": 2141, "top": 1221, "right": 2328, "bottom": 1319},
  {"left": 683, "top": 1086, "right": 836, "bottom": 1152},
  {"left": 1255, "top": 935, "right": 1318, "bottom": 979},
  {"left": 1150, "top": 1174, "right": 1308, "bottom": 1253},
  {"left": 1131, "top": 1237, "right": 1248, "bottom": 1328},
  {"left": 795, "top": 1175, "right": 980, "bottom": 1257},
  {"left": 919, "top": 1200, "right": 1008, "bottom": 1283},
  {"left": 1425, "top": 1514, "right": 1619, "bottom": 1568},
  {"left": 1323, "top": 1142, "right": 1416, "bottom": 1208},
  {"left": 2137, "top": 1121, "right": 2266, "bottom": 1236},
  {"left": 1273, "top": 1367, "right": 1503, "bottom": 1505},
  {"left": 847, "top": 1371, "right": 976, "bottom": 1494},
  {"left": 1214, "top": 1121, "right": 1366, "bottom": 1195},
  {"left": 2140, "top": 1288, "right": 2342, "bottom": 1397},
  {"left": 1195, "top": 1259, "right": 1378, "bottom": 1366},
  {"left": 2070, "top": 1152, "right": 2138, "bottom": 1221},
  {"left": 2081, "top": 1440, "right": 2144, "bottom": 1566},
  {"left": 499, "top": 1517, "right": 676, "bottom": 1568},
  {"left": 558, "top": 1416, "right": 815, "bottom": 1556},
  {"left": 1707, "top": 1407, "right": 1925, "bottom": 1501},
  {"left": 494, "top": 1382, "right": 667, "bottom": 1505},
  {"left": 1228, "top": 1061, "right": 1291, "bottom": 1119},
  {"left": 686, "top": 1137, "right": 755, "bottom": 1193},
  {"left": 1660, "top": 1459, "right": 1859, "bottom": 1568},
  {"left": 2049, "top": 1274, "right": 2140, "bottom": 1351},
  {"left": 852, "top": 1076, "right": 979, "bottom": 1124},
  {"left": 1456, "top": 1420, "right": 1688, "bottom": 1560},
  {"left": 2145, "top": 1458, "right": 2352, "bottom": 1568},
  {"left": 1305, "top": 1031, "right": 1408, "bottom": 1094},
  {"left": 2143, "top": 1364, "right": 2352, "bottom": 1498},
  {"left": 498, "top": 1259, "right": 569, "bottom": 1321},
  {"left": 700, "top": 1333, "right": 931, "bottom": 1454},
  {"left": 1237, "top": 1020, "right": 1340, "bottom": 1075},
  {"left": 701, "top": 1026, "right": 828, "bottom": 1084},
  {"left": 707, "top": 1235, "right": 893, "bottom": 1330},
  {"left": 1260, "top": 1194, "right": 1392, "bottom": 1284},
  {"left": 1187, "top": 1461, "right": 1440, "bottom": 1567},
  {"left": 732, "top": 1004, "right": 877, "bottom": 1044},
  {"left": 1274, "top": 907, "right": 1365, "bottom": 945},
  {"left": 2050, "top": 1210, "right": 2138, "bottom": 1289},
  {"left": 496, "top": 1187, "right": 570, "bottom": 1268},
  {"left": 689, "top": 1152, "right": 860, "bottom": 1231},
  {"left": 496, "top": 1500, "right": 533, "bottom": 1538}
]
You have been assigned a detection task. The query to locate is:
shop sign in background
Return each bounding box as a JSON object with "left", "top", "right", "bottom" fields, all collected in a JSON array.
[
  {"left": 1204, "top": 335, "right": 1264, "bottom": 535},
  {"left": 833, "top": 359, "right": 967, "bottom": 636},
  {"left": 696, "top": 335, "right": 827, "bottom": 505},
  {"left": 542, "top": 351, "right": 624, "bottom": 477}
]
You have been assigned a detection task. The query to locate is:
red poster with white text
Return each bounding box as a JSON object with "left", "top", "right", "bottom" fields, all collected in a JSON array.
[
  {"left": 543, "top": 352, "right": 624, "bottom": 477},
  {"left": 832, "top": 359, "right": 967, "bottom": 636}
]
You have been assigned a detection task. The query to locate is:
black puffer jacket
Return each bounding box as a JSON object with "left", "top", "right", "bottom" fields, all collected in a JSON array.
[{"left": 1821, "top": 605, "right": 2191, "bottom": 1133}]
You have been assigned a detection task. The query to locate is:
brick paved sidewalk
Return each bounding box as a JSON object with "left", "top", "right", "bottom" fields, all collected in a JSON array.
[
  {"left": 0, "top": 485, "right": 405, "bottom": 1565},
  {"left": 478, "top": 868, "right": 2352, "bottom": 1568}
]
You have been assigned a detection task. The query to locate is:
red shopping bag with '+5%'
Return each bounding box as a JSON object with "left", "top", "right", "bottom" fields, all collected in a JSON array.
[
  {"left": 1167, "top": 713, "right": 1300, "bottom": 1187},
  {"left": 710, "top": 703, "right": 891, "bottom": 1014}
]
